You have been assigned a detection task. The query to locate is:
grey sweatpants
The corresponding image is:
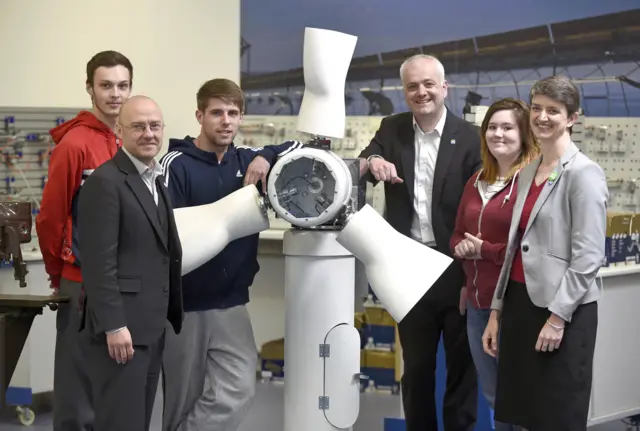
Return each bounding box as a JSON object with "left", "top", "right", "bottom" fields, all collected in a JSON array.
[
  {"left": 53, "top": 278, "right": 94, "bottom": 431},
  {"left": 162, "top": 305, "right": 258, "bottom": 431}
]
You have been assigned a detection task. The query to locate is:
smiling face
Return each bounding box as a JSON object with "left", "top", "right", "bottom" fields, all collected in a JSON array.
[
  {"left": 401, "top": 57, "right": 448, "bottom": 119},
  {"left": 485, "top": 109, "right": 522, "bottom": 166},
  {"left": 196, "top": 97, "right": 243, "bottom": 150},
  {"left": 116, "top": 96, "right": 164, "bottom": 165},
  {"left": 529, "top": 94, "right": 578, "bottom": 144},
  {"left": 479, "top": 97, "right": 538, "bottom": 183}
]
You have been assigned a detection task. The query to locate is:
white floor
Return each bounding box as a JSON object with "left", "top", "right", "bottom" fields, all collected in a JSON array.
[{"left": 0, "top": 382, "right": 633, "bottom": 430}]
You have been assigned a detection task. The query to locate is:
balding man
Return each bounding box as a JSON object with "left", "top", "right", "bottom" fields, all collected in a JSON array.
[{"left": 76, "top": 95, "right": 183, "bottom": 431}]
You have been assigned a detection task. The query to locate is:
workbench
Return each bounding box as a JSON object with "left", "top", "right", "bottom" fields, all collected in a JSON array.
[{"left": 0, "top": 293, "right": 68, "bottom": 425}]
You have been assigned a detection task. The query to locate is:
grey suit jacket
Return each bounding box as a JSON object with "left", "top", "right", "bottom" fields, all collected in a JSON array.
[
  {"left": 77, "top": 149, "right": 184, "bottom": 345},
  {"left": 491, "top": 141, "right": 608, "bottom": 322}
]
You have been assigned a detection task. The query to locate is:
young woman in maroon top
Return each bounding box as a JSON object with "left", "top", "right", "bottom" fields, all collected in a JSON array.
[
  {"left": 482, "top": 76, "right": 608, "bottom": 430},
  {"left": 450, "top": 98, "right": 538, "bottom": 431}
]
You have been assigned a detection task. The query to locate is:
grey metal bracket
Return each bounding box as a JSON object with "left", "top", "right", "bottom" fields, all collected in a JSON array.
[
  {"left": 318, "top": 396, "right": 329, "bottom": 410},
  {"left": 319, "top": 343, "right": 330, "bottom": 358}
]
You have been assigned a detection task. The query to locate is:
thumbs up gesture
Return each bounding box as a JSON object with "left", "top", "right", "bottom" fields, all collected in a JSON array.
[
  {"left": 463, "top": 232, "right": 483, "bottom": 259},
  {"left": 454, "top": 232, "right": 483, "bottom": 260}
]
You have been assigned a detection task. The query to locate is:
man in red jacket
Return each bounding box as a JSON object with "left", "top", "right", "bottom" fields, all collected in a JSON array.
[{"left": 36, "top": 50, "right": 133, "bottom": 431}]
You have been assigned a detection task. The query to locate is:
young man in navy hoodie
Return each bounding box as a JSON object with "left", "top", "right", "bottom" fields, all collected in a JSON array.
[{"left": 159, "top": 78, "right": 302, "bottom": 431}]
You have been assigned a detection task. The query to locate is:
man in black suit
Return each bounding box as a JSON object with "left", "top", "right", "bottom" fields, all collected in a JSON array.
[
  {"left": 359, "top": 54, "right": 481, "bottom": 431},
  {"left": 77, "top": 95, "right": 183, "bottom": 431}
]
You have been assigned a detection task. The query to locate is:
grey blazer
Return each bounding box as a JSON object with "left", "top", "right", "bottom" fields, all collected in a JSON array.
[{"left": 491, "top": 141, "right": 608, "bottom": 322}]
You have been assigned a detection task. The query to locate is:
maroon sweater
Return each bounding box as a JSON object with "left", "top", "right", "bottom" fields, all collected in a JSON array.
[
  {"left": 450, "top": 170, "right": 519, "bottom": 309},
  {"left": 510, "top": 179, "right": 546, "bottom": 283}
]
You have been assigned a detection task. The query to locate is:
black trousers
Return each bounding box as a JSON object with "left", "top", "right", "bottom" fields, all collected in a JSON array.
[
  {"left": 53, "top": 279, "right": 94, "bottom": 431},
  {"left": 398, "top": 270, "right": 478, "bottom": 431},
  {"left": 80, "top": 330, "right": 165, "bottom": 431}
]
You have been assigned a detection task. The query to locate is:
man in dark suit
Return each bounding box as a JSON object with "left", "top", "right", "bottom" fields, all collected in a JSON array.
[
  {"left": 76, "top": 95, "right": 183, "bottom": 431},
  {"left": 359, "top": 54, "right": 482, "bottom": 431}
]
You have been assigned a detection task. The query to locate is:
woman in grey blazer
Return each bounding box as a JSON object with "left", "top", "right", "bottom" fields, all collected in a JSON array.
[{"left": 481, "top": 75, "right": 609, "bottom": 430}]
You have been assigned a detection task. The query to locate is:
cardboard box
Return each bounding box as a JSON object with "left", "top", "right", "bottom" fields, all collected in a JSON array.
[
  {"left": 630, "top": 214, "right": 640, "bottom": 264},
  {"left": 362, "top": 306, "right": 396, "bottom": 349},
  {"left": 361, "top": 349, "right": 395, "bottom": 369},
  {"left": 364, "top": 307, "right": 395, "bottom": 327},
  {"left": 362, "top": 325, "right": 395, "bottom": 350},
  {"left": 360, "top": 350, "right": 399, "bottom": 393},
  {"left": 260, "top": 338, "right": 285, "bottom": 378},
  {"left": 606, "top": 212, "right": 633, "bottom": 266}
]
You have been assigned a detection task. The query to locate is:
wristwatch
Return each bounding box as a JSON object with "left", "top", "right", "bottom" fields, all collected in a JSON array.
[{"left": 366, "top": 155, "right": 383, "bottom": 166}]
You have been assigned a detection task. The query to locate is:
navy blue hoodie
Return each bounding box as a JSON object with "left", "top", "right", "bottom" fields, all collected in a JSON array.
[{"left": 160, "top": 136, "right": 303, "bottom": 312}]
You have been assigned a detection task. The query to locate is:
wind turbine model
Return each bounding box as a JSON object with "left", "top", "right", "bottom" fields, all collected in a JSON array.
[
  {"left": 170, "top": 26, "right": 453, "bottom": 431},
  {"left": 264, "top": 27, "right": 454, "bottom": 431}
]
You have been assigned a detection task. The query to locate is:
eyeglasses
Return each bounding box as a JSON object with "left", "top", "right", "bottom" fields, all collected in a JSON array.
[{"left": 124, "top": 122, "right": 165, "bottom": 134}]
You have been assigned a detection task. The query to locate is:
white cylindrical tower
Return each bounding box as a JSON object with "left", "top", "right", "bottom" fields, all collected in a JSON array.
[
  {"left": 269, "top": 25, "right": 361, "bottom": 431},
  {"left": 267, "top": 143, "right": 361, "bottom": 431},
  {"left": 283, "top": 229, "right": 361, "bottom": 431}
]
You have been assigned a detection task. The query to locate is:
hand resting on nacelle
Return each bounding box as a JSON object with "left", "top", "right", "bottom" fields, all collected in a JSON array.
[{"left": 360, "top": 156, "right": 404, "bottom": 184}]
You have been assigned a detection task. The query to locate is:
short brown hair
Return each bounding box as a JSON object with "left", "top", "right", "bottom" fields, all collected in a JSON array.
[
  {"left": 196, "top": 78, "right": 244, "bottom": 112},
  {"left": 479, "top": 97, "right": 539, "bottom": 184},
  {"left": 529, "top": 75, "right": 580, "bottom": 117},
  {"left": 86, "top": 50, "right": 133, "bottom": 86}
]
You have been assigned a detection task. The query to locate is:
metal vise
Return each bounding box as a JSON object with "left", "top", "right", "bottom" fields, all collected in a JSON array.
[{"left": 0, "top": 201, "right": 32, "bottom": 287}]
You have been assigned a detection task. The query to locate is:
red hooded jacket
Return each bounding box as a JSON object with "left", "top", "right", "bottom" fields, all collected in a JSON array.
[
  {"left": 36, "top": 111, "right": 120, "bottom": 288},
  {"left": 450, "top": 170, "right": 519, "bottom": 309}
]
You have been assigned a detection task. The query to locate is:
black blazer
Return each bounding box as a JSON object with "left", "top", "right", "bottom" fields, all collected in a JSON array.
[
  {"left": 359, "top": 110, "right": 481, "bottom": 301},
  {"left": 77, "top": 149, "right": 183, "bottom": 346}
]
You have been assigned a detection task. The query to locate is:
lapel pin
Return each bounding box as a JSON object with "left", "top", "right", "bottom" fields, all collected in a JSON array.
[
  {"left": 450, "top": 138, "right": 456, "bottom": 145},
  {"left": 548, "top": 172, "right": 558, "bottom": 184}
]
